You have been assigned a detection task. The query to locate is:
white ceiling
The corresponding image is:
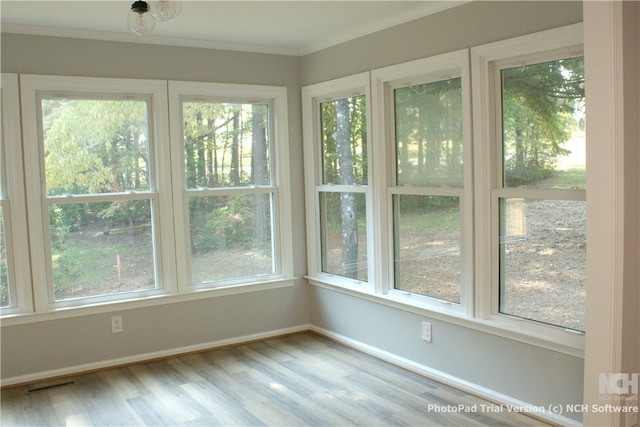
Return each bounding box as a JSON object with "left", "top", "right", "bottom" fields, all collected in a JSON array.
[{"left": 0, "top": 1, "right": 465, "bottom": 56}]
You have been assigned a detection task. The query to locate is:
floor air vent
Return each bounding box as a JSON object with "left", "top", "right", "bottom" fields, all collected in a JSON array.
[{"left": 26, "top": 380, "right": 76, "bottom": 394}]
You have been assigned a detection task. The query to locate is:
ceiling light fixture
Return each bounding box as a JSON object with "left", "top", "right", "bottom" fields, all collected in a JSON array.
[{"left": 127, "top": 1, "right": 181, "bottom": 36}]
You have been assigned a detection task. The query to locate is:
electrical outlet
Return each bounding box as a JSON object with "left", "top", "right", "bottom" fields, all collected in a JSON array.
[
  {"left": 422, "top": 321, "right": 432, "bottom": 342},
  {"left": 111, "top": 315, "right": 123, "bottom": 333}
]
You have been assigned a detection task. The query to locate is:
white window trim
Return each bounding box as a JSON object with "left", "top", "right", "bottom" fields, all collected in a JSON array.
[
  {"left": 1, "top": 74, "right": 34, "bottom": 315},
  {"left": 7, "top": 75, "right": 295, "bottom": 320},
  {"left": 371, "top": 49, "right": 473, "bottom": 316},
  {"left": 168, "top": 81, "right": 294, "bottom": 291},
  {"left": 471, "top": 23, "right": 585, "bottom": 348},
  {"left": 302, "top": 72, "right": 376, "bottom": 293},
  {"left": 303, "top": 25, "right": 586, "bottom": 356},
  {"left": 20, "top": 75, "right": 177, "bottom": 311}
]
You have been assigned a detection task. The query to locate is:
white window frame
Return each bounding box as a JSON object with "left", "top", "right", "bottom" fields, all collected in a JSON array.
[
  {"left": 20, "top": 75, "right": 177, "bottom": 311},
  {"left": 371, "top": 50, "right": 473, "bottom": 316},
  {"left": 302, "top": 73, "right": 375, "bottom": 294},
  {"left": 471, "top": 23, "right": 585, "bottom": 347},
  {"left": 0, "top": 74, "right": 33, "bottom": 316},
  {"left": 302, "top": 26, "right": 585, "bottom": 356},
  {"left": 168, "top": 81, "right": 294, "bottom": 292}
]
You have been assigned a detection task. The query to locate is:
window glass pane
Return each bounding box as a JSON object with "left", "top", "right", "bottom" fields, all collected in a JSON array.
[
  {"left": 501, "top": 57, "right": 585, "bottom": 189},
  {"left": 42, "top": 99, "right": 150, "bottom": 196},
  {"left": 182, "top": 102, "right": 270, "bottom": 189},
  {"left": 393, "top": 195, "right": 460, "bottom": 303},
  {"left": 0, "top": 206, "right": 8, "bottom": 307},
  {"left": 319, "top": 192, "right": 367, "bottom": 281},
  {"left": 395, "top": 78, "right": 463, "bottom": 187},
  {"left": 321, "top": 96, "right": 367, "bottom": 185},
  {"left": 49, "top": 200, "right": 156, "bottom": 301},
  {"left": 189, "top": 194, "right": 274, "bottom": 283},
  {"left": 499, "top": 198, "right": 586, "bottom": 331}
]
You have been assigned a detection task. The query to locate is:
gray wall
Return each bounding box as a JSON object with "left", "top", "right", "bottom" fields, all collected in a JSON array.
[
  {"left": 0, "top": 33, "right": 309, "bottom": 379},
  {"left": 302, "top": 1, "right": 585, "bottom": 422},
  {"left": 301, "top": 1, "right": 584, "bottom": 85}
]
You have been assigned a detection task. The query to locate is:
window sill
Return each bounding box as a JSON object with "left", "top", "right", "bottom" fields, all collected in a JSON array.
[
  {"left": 0, "top": 278, "right": 296, "bottom": 327},
  {"left": 306, "top": 276, "right": 585, "bottom": 358}
]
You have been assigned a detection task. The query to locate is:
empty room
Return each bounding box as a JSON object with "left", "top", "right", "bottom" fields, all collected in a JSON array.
[{"left": 1, "top": 1, "right": 638, "bottom": 426}]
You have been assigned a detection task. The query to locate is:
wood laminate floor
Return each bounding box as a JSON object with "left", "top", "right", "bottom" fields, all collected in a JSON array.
[{"left": 1, "top": 333, "right": 550, "bottom": 426}]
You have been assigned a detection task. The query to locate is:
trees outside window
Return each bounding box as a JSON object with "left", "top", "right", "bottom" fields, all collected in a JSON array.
[
  {"left": 320, "top": 95, "right": 368, "bottom": 281},
  {"left": 304, "top": 24, "right": 585, "bottom": 350},
  {"left": 303, "top": 73, "right": 372, "bottom": 289},
  {"left": 10, "top": 75, "right": 292, "bottom": 314},
  {"left": 169, "top": 82, "right": 292, "bottom": 290},
  {"left": 472, "top": 23, "right": 585, "bottom": 345},
  {"left": 498, "top": 57, "right": 586, "bottom": 331},
  {"left": 20, "top": 76, "right": 173, "bottom": 309}
]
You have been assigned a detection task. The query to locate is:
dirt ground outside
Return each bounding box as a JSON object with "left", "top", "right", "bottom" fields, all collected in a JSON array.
[{"left": 54, "top": 197, "right": 586, "bottom": 332}]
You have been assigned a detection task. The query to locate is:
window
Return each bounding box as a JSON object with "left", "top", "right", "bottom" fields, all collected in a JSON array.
[
  {"left": 169, "top": 82, "right": 293, "bottom": 290},
  {"left": 0, "top": 74, "right": 33, "bottom": 315},
  {"left": 497, "top": 57, "right": 586, "bottom": 331},
  {"left": 21, "top": 76, "right": 174, "bottom": 309},
  {"left": 472, "top": 24, "right": 585, "bottom": 341},
  {"left": 13, "top": 75, "right": 293, "bottom": 315},
  {"left": 303, "top": 24, "right": 585, "bottom": 352},
  {"left": 303, "top": 73, "right": 373, "bottom": 290},
  {"left": 372, "top": 50, "right": 472, "bottom": 314}
]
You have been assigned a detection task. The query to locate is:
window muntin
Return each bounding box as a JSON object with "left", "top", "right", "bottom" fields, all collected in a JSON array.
[
  {"left": 394, "top": 78, "right": 463, "bottom": 187},
  {"left": 496, "top": 55, "right": 586, "bottom": 331},
  {"left": 38, "top": 96, "right": 161, "bottom": 302},
  {"left": 393, "top": 194, "right": 461, "bottom": 303}
]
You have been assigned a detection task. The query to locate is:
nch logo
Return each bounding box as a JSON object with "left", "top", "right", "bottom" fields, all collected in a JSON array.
[{"left": 599, "top": 373, "right": 639, "bottom": 395}]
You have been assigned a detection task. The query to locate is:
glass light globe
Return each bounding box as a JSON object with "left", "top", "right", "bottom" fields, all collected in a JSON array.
[
  {"left": 149, "top": 1, "right": 182, "bottom": 21},
  {"left": 127, "top": 10, "right": 156, "bottom": 35},
  {"left": 127, "top": 1, "right": 156, "bottom": 35}
]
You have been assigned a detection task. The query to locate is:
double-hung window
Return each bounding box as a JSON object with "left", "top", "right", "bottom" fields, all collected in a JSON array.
[
  {"left": 472, "top": 24, "right": 585, "bottom": 341},
  {"left": 6, "top": 75, "right": 292, "bottom": 317},
  {"left": 303, "top": 24, "right": 585, "bottom": 350},
  {"left": 1, "top": 74, "right": 32, "bottom": 315},
  {"left": 21, "top": 75, "right": 175, "bottom": 310},
  {"left": 372, "top": 51, "right": 472, "bottom": 313},
  {"left": 303, "top": 73, "right": 373, "bottom": 291},
  {"left": 169, "top": 82, "right": 293, "bottom": 290}
]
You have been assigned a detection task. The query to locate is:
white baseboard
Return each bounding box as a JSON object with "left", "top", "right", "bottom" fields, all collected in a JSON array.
[
  {"left": 1, "top": 324, "right": 311, "bottom": 387},
  {"left": 310, "top": 325, "right": 583, "bottom": 427}
]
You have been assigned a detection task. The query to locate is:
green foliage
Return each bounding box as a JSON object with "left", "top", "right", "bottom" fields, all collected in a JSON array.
[
  {"left": 52, "top": 254, "right": 81, "bottom": 285},
  {"left": 502, "top": 57, "right": 585, "bottom": 186},
  {"left": 395, "top": 78, "right": 464, "bottom": 187},
  {"left": 43, "top": 99, "right": 149, "bottom": 195},
  {"left": 190, "top": 195, "right": 255, "bottom": 253}
]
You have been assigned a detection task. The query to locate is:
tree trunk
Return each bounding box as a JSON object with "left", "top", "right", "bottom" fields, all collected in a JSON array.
[
  {"left": 251, "top": 105, "right": 269, "bottom": 254},
  {"left": 336, "top": 98, "right": 358, "bottom": 279}
]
